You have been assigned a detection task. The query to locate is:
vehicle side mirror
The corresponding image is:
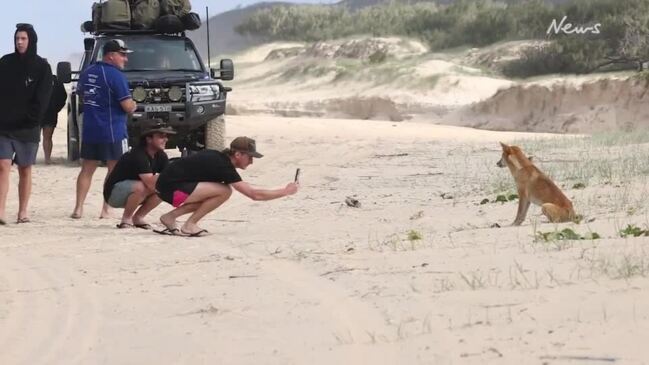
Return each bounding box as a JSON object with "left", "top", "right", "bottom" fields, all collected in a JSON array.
[
  {"left": 83, "top": 38, "right": 95, "bottom": 52},
  {"left": 211, "top": 59, "right": 234, "bottom": 81},
  {"left": 57, "top": 62, "right": 72, "bottom": 84}
]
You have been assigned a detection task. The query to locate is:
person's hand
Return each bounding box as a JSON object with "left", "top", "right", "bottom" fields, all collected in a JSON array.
[{"left": 285, "top": 182, "right": 299, "bottom": 196}]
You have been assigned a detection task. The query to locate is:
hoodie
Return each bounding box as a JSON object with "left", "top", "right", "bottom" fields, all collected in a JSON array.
[
  {"left": 43, "top": 75, "right": 67, "bottom": 125},
  {"left": 0, "top": 24, "right": 52, "bottom": 143}
]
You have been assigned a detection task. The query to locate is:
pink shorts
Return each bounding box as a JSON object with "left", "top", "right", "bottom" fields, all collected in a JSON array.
[
  {"left": 157, "top": 181, "right": 198, "bottom": 207},
  {"left": 172, "top": 190, "right": 190, "bottom": 207}
]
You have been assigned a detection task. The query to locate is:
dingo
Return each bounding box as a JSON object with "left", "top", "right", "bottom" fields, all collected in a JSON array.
[{"left": 497, "top": 142, "right": 576, "bottom": 225}]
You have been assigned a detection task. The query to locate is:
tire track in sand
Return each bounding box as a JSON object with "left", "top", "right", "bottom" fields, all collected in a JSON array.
[
  {"left": 260, "top": 258, "right": 399, "bottom": 365},
  {"left": 0, "top": 253, "right": 101, "bottom": 364}
]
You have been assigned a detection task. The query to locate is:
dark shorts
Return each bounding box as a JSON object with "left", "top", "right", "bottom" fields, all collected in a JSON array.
[
  {"left": 157, "top": 182, "right": 198, "bottom": 208},
  {"left": 80, "top": 139, "right": 128, "bottom": 161},
  {"left": 0, "top": 135, "right": 38, "bottom": 166}
]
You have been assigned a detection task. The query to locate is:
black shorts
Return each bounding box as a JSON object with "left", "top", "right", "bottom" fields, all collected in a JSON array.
[
  {"left": 80, "top": 139, "right": 128, "bottom": 161},
  {"left": 157, "top": 181, "right": 198, "bottom": 207}
]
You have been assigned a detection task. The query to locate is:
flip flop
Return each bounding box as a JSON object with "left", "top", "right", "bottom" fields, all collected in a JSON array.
[
  {"left": 70, "top": 213, "right": 82, "bottom": 219},
  {"left": 181, "top": 229, "right": 209, "bottom": 237},
  {"left": 16, "top": 217, "right": 30, "bottom": 224},
  {"left": 116, "top": 222, "right": 134, "bottom": 229},
  {"left": 153, "top": 228, "right": 183, "bottom": 236},
  {"left": 134, "top": 223, "right": 152, "bottom": 230}
]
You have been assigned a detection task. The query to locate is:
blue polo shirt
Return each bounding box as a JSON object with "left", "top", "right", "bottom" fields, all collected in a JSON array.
[{"left": 77, "top": 62, "right": 131, "bottom": 143}]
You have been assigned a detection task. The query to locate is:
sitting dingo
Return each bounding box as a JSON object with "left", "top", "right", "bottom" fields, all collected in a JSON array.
[{"left": 497, "top": 142, "right": 576, "bottom": 225}]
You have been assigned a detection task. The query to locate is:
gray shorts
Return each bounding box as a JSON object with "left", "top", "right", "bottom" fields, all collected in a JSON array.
[
  {"left": 107, "top": 180, "right": 138, "bottom": 208},
  {"left": 0, "top": 135, "right": 38, "bottom": 166}
]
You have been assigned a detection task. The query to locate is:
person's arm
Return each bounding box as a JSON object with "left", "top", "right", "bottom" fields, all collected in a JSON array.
[
  {"left": 54, "top": 79, "right": 67, "bottom": 112},
  {"left": 112, "top": 71, "right": 136, "bottom": 113},
  {"left": 120, "top": 98, "right": 136, "bottom": 113},
  {"left": 231, "top": 181, "right": 298, "bottom": 201},
  {"left": 25, "top": 61, "right": 53, "bottom": 127},
  {"left": 138, "top": 173, "right": 158, "bottom": 192}
]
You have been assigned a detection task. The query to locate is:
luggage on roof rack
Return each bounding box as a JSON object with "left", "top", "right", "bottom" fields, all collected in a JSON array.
[
  {"left": 94, "top": 0, "right": 131, "bottom": 30},
  {"left": 85, "top": 0, "right": 198, "bottom": 34},
  {"left": 160, "top": 0, "right": 191, "bottom": 17},
  {"left": 132, "top": 0, "right": 161, "bottom": 30}
]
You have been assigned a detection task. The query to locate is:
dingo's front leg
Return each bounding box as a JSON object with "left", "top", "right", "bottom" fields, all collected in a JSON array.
[{"left": 513, "top": 197, "right": 531, "bottom": 226}]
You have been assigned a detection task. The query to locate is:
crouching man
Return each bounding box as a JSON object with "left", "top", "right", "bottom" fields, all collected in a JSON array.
[
  {"left": 155, "top": 136, "right": 299, "bottom": 237},
  {"left": 103, "top": 122, "right": 175, "bottom": 229}
]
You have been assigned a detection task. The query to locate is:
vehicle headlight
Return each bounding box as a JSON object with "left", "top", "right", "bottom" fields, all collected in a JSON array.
[
  {"left": 168, "top": 86, "right": 183, "bottom": 102},
  {"left": 132, "top": 87, "right": 147, "bottom": 103},
  {"left": 187, "top": 84, "right": 220, "bottom": 102}
]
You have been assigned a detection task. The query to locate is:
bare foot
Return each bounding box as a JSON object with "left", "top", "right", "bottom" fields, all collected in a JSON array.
[
  {"left": 132, "top": 216, "right": 148, "bottom": 226},
  {"left": 70, "top": 211, "right": 82, "bottom": 219},
  {"left": 99, "top": 209, "right": 114, "bottom": 219},
  {"left": 180, "top": 221, "right": 203, "bottom": 235},
  {"left": 160, "top": 213, "right": 177, "bottom": 230}
]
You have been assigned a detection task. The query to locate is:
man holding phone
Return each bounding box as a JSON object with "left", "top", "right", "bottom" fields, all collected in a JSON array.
[{"left": 155, "top": 136, "right": 299, "bottom": 237}]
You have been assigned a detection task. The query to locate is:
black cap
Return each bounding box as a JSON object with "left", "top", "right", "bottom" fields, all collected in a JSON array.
[{"left": 103, "top": 39, "right": 133, "bottom": 54}]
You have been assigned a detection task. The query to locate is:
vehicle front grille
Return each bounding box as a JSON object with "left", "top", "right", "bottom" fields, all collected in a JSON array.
[
  {"left": 131, "top": 87, "right": 186, "bottom": 103},
  {"left": 147, "top": 112, "right": 170, "bottom": 122}
]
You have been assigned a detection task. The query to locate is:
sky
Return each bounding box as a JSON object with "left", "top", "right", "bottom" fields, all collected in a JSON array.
[{"left": 0, "top": 0, "right": 338, "bottom": 67}]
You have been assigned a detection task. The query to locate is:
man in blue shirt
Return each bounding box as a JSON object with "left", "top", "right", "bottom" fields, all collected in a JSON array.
[{"left": 71, "top": 39, "right": 136, "bottom": 219}]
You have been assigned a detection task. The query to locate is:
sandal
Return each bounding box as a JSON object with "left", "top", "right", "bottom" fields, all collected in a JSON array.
[
  {"left": 181, "top": 229, "right": 209, "bottom": 237},
  {"left": 16, "top": 217, "right": 31, "bottom": 224},
  {"left": 116, "top": 222, "right": 134, "bottom": 229},
  {"left": 153, "top": 227, "right": 182, "bottom": 236},
  {"left": 134, "top": 223, "right": 152, "bottom": 230}
]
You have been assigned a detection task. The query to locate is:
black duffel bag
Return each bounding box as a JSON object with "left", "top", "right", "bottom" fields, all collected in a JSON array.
[
  {"left": 181, "top": 12, "right": 201, "bottom": 31},
  {"left": 154, "top": 14, "right": 184, "bottom": 33}
]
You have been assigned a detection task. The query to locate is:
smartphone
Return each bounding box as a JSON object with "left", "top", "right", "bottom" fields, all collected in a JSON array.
[{"left": 294, "top": 168, "right": 301, "bottom": 183}]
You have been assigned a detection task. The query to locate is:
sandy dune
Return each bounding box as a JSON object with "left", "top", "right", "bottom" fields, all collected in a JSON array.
[
  {"left": 1, "top": 114, "right": 648, "bottom": 364},
  {"left": 227, "top": 39, "right": 649, "bottom": 136}
]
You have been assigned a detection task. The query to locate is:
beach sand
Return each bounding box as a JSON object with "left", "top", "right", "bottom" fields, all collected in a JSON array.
[{"left": 1, "top": 114, "right": 648, "bottom": 364}]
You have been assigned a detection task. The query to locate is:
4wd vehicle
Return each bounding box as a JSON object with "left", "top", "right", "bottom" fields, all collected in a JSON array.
[{"left": 57, "top": 30, "right": 233, "bottom": 161}]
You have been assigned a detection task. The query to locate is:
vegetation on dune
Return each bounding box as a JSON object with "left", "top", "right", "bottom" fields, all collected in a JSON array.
[{"left": 235, "top": 0, "right": 649, "bottom": 77}]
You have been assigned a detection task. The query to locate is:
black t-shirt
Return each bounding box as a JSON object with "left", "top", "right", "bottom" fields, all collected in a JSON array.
[
  {"left": 103, "top": 147, "right": 169, "bottom": 201},
  {"left": 156, "top": 150, "right": 242, "bottom": 190}
]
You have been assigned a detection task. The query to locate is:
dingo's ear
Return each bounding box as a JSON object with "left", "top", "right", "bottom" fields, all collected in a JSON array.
[{"left": 499, "top": 142, "right": 509, "bottom": 151}]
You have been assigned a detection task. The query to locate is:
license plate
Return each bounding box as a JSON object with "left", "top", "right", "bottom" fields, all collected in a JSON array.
[{"left": 145, "top": 105, "right": 172, "bottom": 112}]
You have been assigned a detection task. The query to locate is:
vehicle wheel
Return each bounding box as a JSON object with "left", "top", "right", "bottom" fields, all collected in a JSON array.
[
  {"left": 205, "top": 115, "right": 225, "bottom": 151},
  {"left": 67, "top": 112, "right": 80, "bottom": 162}
]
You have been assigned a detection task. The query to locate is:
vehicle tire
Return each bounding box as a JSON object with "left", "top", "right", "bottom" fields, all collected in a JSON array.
[
  {"left": 67, "top": 112, "right": 80, "bottom": 162},
  {"left": 205, "top": 115, "right": 225, "bottom": 151}
]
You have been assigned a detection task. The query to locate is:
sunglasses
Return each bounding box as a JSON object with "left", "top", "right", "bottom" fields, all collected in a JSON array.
[{"left": 16, "top": 23, "right": 34, "bottom": 30}]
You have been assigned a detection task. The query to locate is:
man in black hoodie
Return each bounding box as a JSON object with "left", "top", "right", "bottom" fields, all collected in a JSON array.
[{"left": 0, "top": 24, "right": 52, "bottom": 225}]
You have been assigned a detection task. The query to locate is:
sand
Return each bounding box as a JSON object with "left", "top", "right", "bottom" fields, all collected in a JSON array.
[{"left": 1, "top": 113, "right": 648, "bottom": 364}]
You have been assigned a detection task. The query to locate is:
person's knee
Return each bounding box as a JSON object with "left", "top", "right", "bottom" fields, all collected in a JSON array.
[
  {"left": 0, "top": 160, "right": 10, "bottom": 174},
  {"left": 132, "top": 181, "right": 147, "bottom": 195},
  {"left": 17, "top": 165, "right": 32, "bottom": 177},
  {"left": 80, "top": 160, "right": 98, "bottom": 175}
]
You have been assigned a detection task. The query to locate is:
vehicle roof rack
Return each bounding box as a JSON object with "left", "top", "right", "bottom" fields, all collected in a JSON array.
[{"left": 92, "top": 29, "right": 185, "bottom": 36}]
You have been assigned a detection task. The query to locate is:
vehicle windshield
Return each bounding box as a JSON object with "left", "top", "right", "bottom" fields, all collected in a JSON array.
[{"left": 96, "top": 37, "right": 203, "bottom": 72}]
